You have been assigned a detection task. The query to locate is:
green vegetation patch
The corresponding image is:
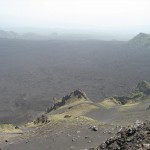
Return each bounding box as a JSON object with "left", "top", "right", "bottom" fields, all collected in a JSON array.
[
  {"left": 57, "top": 97, "right": 89, "bottom": 110},
  {"left": 27, "top": 102, "right": 99, "bottom": 128},
  {"left": 118, "top": 102, "right": 140, "bottom": 112},
  {"left": 100, "top": 97, "right": 121, "bottom": 109},
  {"left": 0, "top": 124, "right": 22, "bottom": 133}
]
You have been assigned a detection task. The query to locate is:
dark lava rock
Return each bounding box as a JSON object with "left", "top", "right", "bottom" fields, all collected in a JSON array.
[
  {"left": 136, "top": 81, "right": 150, "bottom": 95},
  {"left": 64, "top": 115, "right": 71, "bottom": 118},
  {"left": 34, "top": 114, "right": 49, "bottom": 124},
  {"left": 146, "top": 105, "right": 150, "bottom": 110},
  {"left": 46, "top": 89, "right": 88, "bottom": 113},
  {"left": 90, "top": 120, "right": 150, "bottom": 150}
]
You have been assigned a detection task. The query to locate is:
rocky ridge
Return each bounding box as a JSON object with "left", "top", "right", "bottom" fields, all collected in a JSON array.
[
  {"left": 46, "top": 89, "right": 88, "bottom": 113},
  {"left": 90, "top": 120, "right": 150, "bottom": 150}
]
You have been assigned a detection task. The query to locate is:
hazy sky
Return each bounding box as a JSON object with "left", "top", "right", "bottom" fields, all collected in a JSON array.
[{"left": 0, "top": 0, "right": 150, "bottom": 34}]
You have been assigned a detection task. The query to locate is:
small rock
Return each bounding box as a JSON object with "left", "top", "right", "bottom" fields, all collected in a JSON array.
[
  {"left": 15, "top": 126, "right": 19, "bottom": 129},
  {"left": 67, "top": 134, "right": 71, "bottom": 136},
  {"left": 64, "top": 115, "right": 71, "bottom": 118},
  {"left": 26, "top": 140, "right": 29, "bottom": 143},
  {"left": 91, "top": 126, "right": 98, "bottom": 131},
  {"left": 100, "top": 142, "right": 107, "bottom": 149},
  {"left": 72, "top": 137, "right": 76, "bottom": 142},
  {"left": 142, "top": 144, "right": 150, "bottom": 149},
  {"left": 76, "top": 131, "right": 80, "bottom": 134},
  {"left": 134, "top": 120, "right": 143, "bottom": 128},
  {"left": 68, "top": 106, "right": 73, "bottom": 109},
  {"left": 70, "top": 146, "right": 75, "bottom": 149}
]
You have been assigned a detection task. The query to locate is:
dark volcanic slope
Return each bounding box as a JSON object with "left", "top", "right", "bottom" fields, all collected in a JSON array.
[{"left": 0, "top": 38, "right": 150, "bottom": 124}]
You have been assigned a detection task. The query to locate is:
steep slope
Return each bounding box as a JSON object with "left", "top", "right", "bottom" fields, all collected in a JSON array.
[{"left": 46, "top": 89, "right": 89, "bottom": 113}]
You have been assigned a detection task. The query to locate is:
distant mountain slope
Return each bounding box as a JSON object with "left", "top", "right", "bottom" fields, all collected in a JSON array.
[
  {"left": 129, "top": 32, "right": 150, "bottom": 47},
  {"left": 0, "top": 30, "right": 45, "bottom": 40},
  {"left": 0, "top": 30, "right": 18, "bottom": 39}
]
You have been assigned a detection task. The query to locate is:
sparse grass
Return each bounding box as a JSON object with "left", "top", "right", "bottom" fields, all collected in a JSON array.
[
  {"left": 145, "top": 96, "right": 150, "bottom": 101},
  {"left": 48, "top": 114, "right": 100, "bottom": 127},
  {"left": 100, "top": 98, "right": 120, "bottom": 109},
  {"left": 57, "top": 97, "right": 89, "bottom": 110},
  {"left": 0, "top": 124, "right": 22, "bottom": 133},
  {"left": 118, "top": 102, "right": 139, "bottom": 111},
  {"left": 49, "top": 102, "right": 99, "bottom": 124},
  {"left": 48, "top": 98, "right": 98, "bottom": 121},
  {"left": 70, "top": 115, "right": 100, "bottom": 126},
  {"left": 132, "top": 92, "right": 144, "bottom": 99},
  {"left": 27, "top": 102, "right": 99, "bottom": 128},
  {"left": 27, "top": 84, "right": 150, "bottom": 130}
]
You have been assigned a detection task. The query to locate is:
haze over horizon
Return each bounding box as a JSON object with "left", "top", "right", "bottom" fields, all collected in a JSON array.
[{"left": 0, "top": 0, "right": 150, "bottom": 40}]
